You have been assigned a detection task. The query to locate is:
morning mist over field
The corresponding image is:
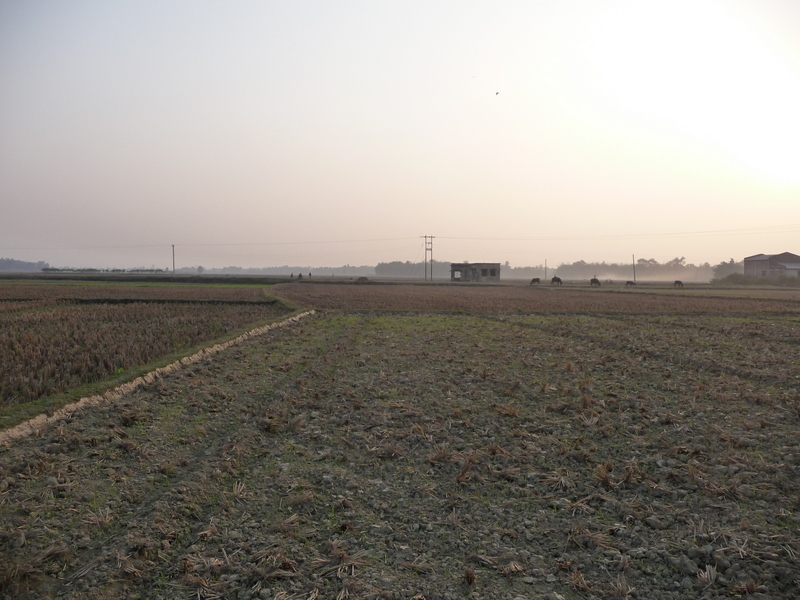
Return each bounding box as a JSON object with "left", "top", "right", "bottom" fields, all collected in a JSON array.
[{"left": 1, "top": 1, "right": 799, "bottom": 271}]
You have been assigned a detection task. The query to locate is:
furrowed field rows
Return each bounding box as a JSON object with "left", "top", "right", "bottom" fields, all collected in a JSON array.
[
  {"left": 2, "top": 309, "right": 799, "bottom": 599},
  {"left": 0, "top": 299, "right": 290, "bottom": 407}
]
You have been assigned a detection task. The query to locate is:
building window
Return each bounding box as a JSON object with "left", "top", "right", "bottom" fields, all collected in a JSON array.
[
  {"left": 490, "top": 269, "right": 497, "bottom": 276},
  {"left": 453, "top": 271, "right": 462, "bottom": 279}
]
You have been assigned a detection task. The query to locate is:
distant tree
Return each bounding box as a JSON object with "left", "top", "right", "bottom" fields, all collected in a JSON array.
[
  {"left": 375, "top": 259, "right": 450, "bottom": 278},
  {"left": 500, "top": 263, "right": 546, "bottom": 279},
  {"left": 197, "top": 266, "right": 204, "bottom": 274},
  {"left": 552, "top": 257, "right": 713, "bottom": 281},
  {"left": 0, "top": 258, "right": 50, "bottom": 272},
  {"left": 665, "top": 257, "right": 686, "bottom": 267},
  {"left": 375, "top": 260, "right": 418, "bottom": 277},
  {"left": 712, "top": 259, "right": 743, "bottom": 279}
]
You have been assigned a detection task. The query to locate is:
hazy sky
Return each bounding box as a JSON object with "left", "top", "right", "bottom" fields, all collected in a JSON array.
[{"left": 2, "top": 1, "right": 799, "bottom": 270}]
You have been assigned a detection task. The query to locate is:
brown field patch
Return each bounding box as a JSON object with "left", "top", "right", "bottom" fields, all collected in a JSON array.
[
  {"left": 0, "top": 282, "right": 269, "bottom": 302},
  {"left": 273, "top": 282, "right": 800, "bottom": 313},
  {"left": 0, "top": 282, "right": 291, "bottom": 409},
  {"left": 2, "top": 283, "right": 799, "bottom": 599}
]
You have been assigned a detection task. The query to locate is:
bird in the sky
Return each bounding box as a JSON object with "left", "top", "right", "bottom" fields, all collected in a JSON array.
[{"left": 496, "top": 92, "right": 499, "bottom": 95}]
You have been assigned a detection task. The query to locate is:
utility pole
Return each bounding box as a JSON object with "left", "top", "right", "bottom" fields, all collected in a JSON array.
[
  {"left": 421, "top": 235, "right": 435, "bottom": 281},
  {"left": 172, "top": 245, "right": 175, "bottom": 274},
  {"left": 429, "top": 236, "right": 434, "bottom": 280},
  {"left": 632, "top": 254, "right": 636, "bottom": 282},
  {"left": 545, "top": 259, "right": 547, "bottom": 281},
  {"left": 422, "top": 237, "right": 426, "bottom": 280}
]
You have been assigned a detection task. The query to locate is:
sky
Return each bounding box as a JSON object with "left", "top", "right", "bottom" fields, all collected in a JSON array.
[{"left": 1, "top": 0, "right": 799, "bottom": 270}]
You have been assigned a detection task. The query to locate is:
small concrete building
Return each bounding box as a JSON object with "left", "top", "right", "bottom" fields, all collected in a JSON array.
[
  {"left": 450, "top": 262, "right": 501, "bottom": 282},
  {"left": 743, "top": 252, "right": 800, "bottom": 278}
]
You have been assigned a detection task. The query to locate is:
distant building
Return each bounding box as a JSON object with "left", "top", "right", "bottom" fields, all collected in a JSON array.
[
  {"left": 743, "top": 252, "right": 800, "bottom": 278},
  {"left": 450, "top": 262, "right": 501, "bottom": 282}
]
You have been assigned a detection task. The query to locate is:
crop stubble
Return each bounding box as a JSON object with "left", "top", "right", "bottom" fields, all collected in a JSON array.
[
  {"left": 0, "top": 284, "right": 289, "bottom": 406},
  {"left": 1, "top": 283, "right": 799, "bottom": 599},
  {"left": 0, "top": 284, "right": 270, "bottom": 303},
  {"left": 272, "top": 282, "right": 800, "bottom": 314}
]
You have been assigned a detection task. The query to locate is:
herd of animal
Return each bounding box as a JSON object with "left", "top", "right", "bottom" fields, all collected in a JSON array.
[
  {"left": 528, "top": 277, "right": 561, "bottom": 286},
  {"left": 529, "top": 277, "right": 684, "bottom": 287}
]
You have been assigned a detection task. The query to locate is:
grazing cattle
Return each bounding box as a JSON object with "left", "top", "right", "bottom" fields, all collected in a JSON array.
[
  {"left": 625, "top": 280, "right": 636, "bottom": 287},
  {"left": 551, "top": 276, "right": 562, "bottom": 286},
  {"left": 530, "top": 277, "right": 540, "bottom": 286},
  {"left": 674, "top": 280, "right": 684, "bottom": 288},
  {"left": 590, "top": 277, "right": 601, "bottom": 287}
]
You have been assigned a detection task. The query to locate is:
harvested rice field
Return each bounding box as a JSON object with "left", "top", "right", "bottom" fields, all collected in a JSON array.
[
  {"left": 0, "top": 283, "right": 290, "bottom": 410},
  {"left": 1, "top": 281, "right": 799, "bottom": 599}
]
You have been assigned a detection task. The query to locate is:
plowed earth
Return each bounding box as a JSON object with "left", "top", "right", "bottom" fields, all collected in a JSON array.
[
  {"left": 2, "top": 284, "right": 800, "bottom": 600},
  {"left": 271, "top": 282, "right": 800, "bottom": 314}
]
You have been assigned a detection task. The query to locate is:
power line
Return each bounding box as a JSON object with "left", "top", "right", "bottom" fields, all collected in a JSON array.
[
  {"left": 2, "top": 223, "right": 796, "bottom": 253},
  {"left": 0, "top": 244, "right": 168, "bottom": 251},
  {"left": 0, "top": 237, "right": 419, "bottom": 252},
  {"left": 436, "top": 223, "right": 800, "bottom": 243},
  {"left": 177, "top": 237, "right": 418, "bottom": 248}
]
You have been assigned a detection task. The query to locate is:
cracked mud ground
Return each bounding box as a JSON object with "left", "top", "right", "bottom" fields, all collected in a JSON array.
[{"left": 2, "top": 295, "right": 800, "bottom": 599}]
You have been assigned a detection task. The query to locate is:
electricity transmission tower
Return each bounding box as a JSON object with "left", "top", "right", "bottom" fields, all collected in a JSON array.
[{"left": 421, "top": 235, "right": 435, "bottom": 281}]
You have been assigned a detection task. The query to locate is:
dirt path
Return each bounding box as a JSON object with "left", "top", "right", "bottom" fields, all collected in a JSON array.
[{"left": 1, "top": 310, "right": 799, "bottom": 599}]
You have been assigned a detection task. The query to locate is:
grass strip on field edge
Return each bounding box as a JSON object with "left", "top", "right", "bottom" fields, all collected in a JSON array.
[{"left": 0, "top": 310, "right": 315, "bottom": 447}]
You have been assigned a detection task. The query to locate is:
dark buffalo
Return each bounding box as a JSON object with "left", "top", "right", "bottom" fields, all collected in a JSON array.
[
  {"left": 551, "top": 276, "right": 562, "bottom": 286},
  {"left": 530, "top": 277, "right": 540, "bottom": 286},
  {"left": 625, "top": 280, "right": 636, "bottom": 287},
  {"left": 674, "top": 280, "right": 684, "bottom": 288},
  {"left": 590, "top": 277, "right": 601, "bottom": 287}
]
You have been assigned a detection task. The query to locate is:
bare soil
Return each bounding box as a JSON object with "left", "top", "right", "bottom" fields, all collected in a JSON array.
[
  {"left": 271, "top": 282, "right": 800, "bottom": 314},
  {"left": 1, "top": 285, "right": 799, "bottom": 600}
]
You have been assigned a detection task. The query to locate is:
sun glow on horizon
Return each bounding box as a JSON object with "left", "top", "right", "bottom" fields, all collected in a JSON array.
[{"left": 584, "top": 1, "right": 800, "bottom": 185}]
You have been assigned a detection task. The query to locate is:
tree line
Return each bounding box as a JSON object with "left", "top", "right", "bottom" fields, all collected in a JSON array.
[
  {"left": 0, "top": 258, "right": 50, "bottom": 272},
  {"left": 0, "top": 256, "right": 746, "bottom": 282},
  {"left": 375, "top": 258, "right": 744, "bottom": 282},
  {"left": 550, "top": 257, "right": 713, "bottom": 282}
]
